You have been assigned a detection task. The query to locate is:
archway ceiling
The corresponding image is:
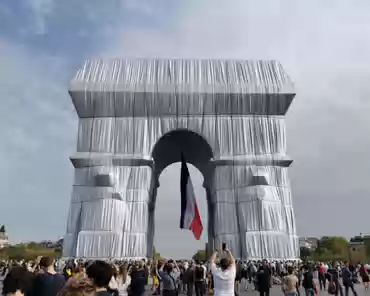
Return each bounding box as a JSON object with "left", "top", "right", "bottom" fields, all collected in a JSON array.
[{"left": 151, "top": 129, "right": 213, "bottom": 177}]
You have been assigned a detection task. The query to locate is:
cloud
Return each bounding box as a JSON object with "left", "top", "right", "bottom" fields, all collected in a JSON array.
[
  {"left": 104, "top": 0, "right": 370, "bottom": 242},
  {"left": 26, "top": 0, "right": 55, "bottom": 35},
  {"left": 0, "top": 39, "right": 76, "bottom": 242}
]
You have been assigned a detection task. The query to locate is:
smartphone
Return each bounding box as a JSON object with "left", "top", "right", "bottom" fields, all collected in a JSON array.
[{"left": 222, "top": 242, "right": 226, "bottom": 250}]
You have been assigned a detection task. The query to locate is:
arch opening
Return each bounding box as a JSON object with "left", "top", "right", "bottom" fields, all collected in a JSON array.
[
  {"left": 151, "top": 129, "right": 214, "bottom": 177},
  {"left": 148, "top": 129, "right": 215, "bottom": 258},
  {"left": 154, "top": 163, "right": 208, "bottom": 258}
]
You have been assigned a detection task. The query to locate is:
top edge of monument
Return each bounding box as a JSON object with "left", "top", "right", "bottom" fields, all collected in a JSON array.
[{"left": 69, "top": 59, "right": 295, "bottom": 95}]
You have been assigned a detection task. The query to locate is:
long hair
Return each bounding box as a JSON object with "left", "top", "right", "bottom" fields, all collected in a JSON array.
[
  {"left": 57, "top": 278, "right": 95, "bottom": 296},
  {"left": 118, "top": 265, "right": 128, "bottom": 284}
]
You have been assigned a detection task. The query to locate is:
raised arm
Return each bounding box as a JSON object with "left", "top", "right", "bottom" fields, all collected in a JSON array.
[
  {"left": 225, "top": 249, "right": 235, "bottom": 267},
  {"left": 210, "top": 251, "right": 218, "bottom": 265}
]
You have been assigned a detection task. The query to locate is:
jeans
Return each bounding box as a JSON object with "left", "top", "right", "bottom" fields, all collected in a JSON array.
[
  {"left": 305, "top": 288, "right": 315, "bottom": 296},
  {"left": 195, "top": 281, "right": 204, "bottom": 296},
  {"left": 344, "top": 283, "right": 358, "bottom": 296}
]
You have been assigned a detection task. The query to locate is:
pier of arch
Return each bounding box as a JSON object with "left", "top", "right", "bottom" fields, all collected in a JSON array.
[{"left": 63, "top": 59, "right": 299, "bottom": 260}]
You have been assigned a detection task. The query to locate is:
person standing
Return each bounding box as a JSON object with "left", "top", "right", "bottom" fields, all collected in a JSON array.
[
  {"left": 158, "top": 261, "right": 180, "bottom": 296},
  {"left": 342, "top": 263, "right": 358, "bottom": 296},
  {"left": 282, "top": 266, "right": 299, "bottom": 296},
  {"left": 257, "top": 263, "right": 272, "bottom": 296},
  {"left": 32, "top": 257, "right": 66, "bottom": 296},
  {"left": 117, "top": 265, "right": 131, "bottom": 296},
  {"left": 302, "top": 266, "right": 315, "bottom": 296},
  {"left": 194, "top": 261, "right": 206, "bottom": 296},
  {"left": 183, "top": 263, "right": 195, "bottom": 296},
  {"left": 210, "top": 248, "right": 236, "bottom": 296}
]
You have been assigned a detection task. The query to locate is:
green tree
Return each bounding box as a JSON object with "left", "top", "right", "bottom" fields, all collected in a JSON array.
[
  {"left": 300, "top": 247, "right": 312, "bottom": 260},
  {"left": 0, "top": 225, "right": 5, "bottom": 233},
  {"left": 152, "top": 247, "right": 165, "bottom": 260},
  {"left": 1, "top": 244, "right": 61, "bottom": 261},
  {"left": 319, "top": 236, "right": 348, "bottom": 255},
  {"left": 313, "top": 236, "right": 349, "bottom": 261},
  {"left": 192, "top": 250, "right": 207, "bottom": 262}
]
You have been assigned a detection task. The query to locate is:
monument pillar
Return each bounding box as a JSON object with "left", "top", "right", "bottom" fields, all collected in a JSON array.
[
  {"left": 63, "top": 162, "right": 155, "bottom": 259},
  {"left": 207, "top": 162, "right": 299, "bottom": 260}
]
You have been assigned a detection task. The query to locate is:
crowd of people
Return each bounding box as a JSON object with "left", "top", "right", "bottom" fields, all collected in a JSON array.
[{"left": 0, "top": 249, "right": 369, "bottom": 296}]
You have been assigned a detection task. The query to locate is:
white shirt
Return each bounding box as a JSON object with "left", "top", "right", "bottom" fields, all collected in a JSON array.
[
  {"left": 109, "top": 276, "right": 118, "bottom": 290},
  {"left": 211, "top": 263, "right": 236, "bottom": 296},
  {"left": 118, "top": 275, "right": 131, "bottom": 296},
  {"left": 202, "top": 265, "right": 207, "bottom": 279}
]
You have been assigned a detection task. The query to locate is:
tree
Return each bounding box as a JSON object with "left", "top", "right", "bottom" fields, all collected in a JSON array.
[
  {"left": 318, "top": 236, "right": 348, "bottom": 255},
  {"left": 192, "top": 250, "right": 207, "bottom": 262},
  {"left": 152, "top": 247, "right": 165, "bottom": 260},
  {"left": 0, "top": 225, "right": 5, "bottom": 233},
  {"left": 313, "top": 236, "right": 349, "bottom": 261},
  {"left": 1, "top": 244, "right": 61, "bottom": 261},
  {"left": 300, "top": 247, "right": 312, "bottom": 260}
]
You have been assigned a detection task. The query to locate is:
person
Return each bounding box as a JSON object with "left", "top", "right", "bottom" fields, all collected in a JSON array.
[
  {"left": 32, "top": 256, "right": 66, "bottom": 296},
  {"left": 359, "top": 264, "right": 369, "bottom": 290},
  {"left": 57, "top": 277, "right": 96, "bottom": 296},
  {"left": 194, "top": 261, "right": 206, "bottom": 296},
  {"left": 210, "top": 248, "right": 236, "bottom": 296},
  {"left": 318, "top": 263, "right": 327, "bottom": 291},
  {"left": 342, "top": 262, "right": 358, "bottom": 296},
  {"left": 86, "top": 260, "right": 114, "bottom": 296},
  {"left": 183, "top": 262, "right": 195, "bottom": 296},
  {"left": 72, "top": 263, "right": 86, "bottom": 280},
  {"left": 130, "top": 262, "right": 149, "bottom": 296},
  {"left": 282, "top": 266, "right": 299, "bottom": 296},
  {"left": 302, "top": 265, "right": 315, "bottom": 296},
  {"left": 157, "top": 261, "right": 181, "bottom": 296},
  {"left": 2, "top": 266, "right": 34, "bottom": 296},
  {"left": 117, "top": 265, "right": 132, "bottom": 296},
  {"left": 327, "top": 266, "right": 343, "bottom": 296},
  {"left": 256, "top": 262, "right": 271, "bottom": 296}
]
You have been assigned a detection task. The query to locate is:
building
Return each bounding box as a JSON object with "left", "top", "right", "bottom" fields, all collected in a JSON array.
[
  {"left": 299, "top": 237, "right": 319, "bottom": 249},
  {"left": 349, "top": 234, "right": 370, "bottom": 263},
  {"left": 64, "top": 59, "right": 299, "bottom": 260}
]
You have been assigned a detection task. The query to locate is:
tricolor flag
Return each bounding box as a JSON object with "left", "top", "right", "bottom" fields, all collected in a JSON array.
[{"left": 180, "top": 154, "right": 203, "bottom": 240}]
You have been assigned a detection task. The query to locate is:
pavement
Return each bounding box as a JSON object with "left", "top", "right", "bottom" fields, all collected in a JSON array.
[{"left": 142, "top": 283, "right": 367, "bottom": 296}]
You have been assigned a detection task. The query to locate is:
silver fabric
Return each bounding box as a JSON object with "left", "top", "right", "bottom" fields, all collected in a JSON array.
[{"left": 63, "top": 59, "right": 298, "bottom": 260}]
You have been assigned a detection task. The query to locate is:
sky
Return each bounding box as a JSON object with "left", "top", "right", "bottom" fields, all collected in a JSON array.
[{"left": 1, "top": 0, "right": 370, "bottom": 258}]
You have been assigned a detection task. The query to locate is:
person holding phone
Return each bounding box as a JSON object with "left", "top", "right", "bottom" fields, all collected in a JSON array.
[{"left": 210, "top": 245, "right": 236, "bottom": 296}]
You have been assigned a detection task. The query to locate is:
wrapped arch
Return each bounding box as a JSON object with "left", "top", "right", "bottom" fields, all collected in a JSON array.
[{"left": 63, "top": 59, "right": 299, "bottom": 260}]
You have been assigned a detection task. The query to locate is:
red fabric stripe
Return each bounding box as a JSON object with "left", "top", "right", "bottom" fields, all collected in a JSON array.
[{"left": 189, "top": 202, "right": 203, "bottom": 240}]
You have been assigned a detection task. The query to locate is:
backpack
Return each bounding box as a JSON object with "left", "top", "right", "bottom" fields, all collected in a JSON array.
[
  {"left": 328, "top": 276, "right": 336, "bottom": 295},
  {"left": 195, "top": 266, "right": 204, "bottom": 281}
]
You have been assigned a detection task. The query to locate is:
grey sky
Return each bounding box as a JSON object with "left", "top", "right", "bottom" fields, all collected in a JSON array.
[{"left": 1, "top": 0, "right": 370, "bottom": 258}]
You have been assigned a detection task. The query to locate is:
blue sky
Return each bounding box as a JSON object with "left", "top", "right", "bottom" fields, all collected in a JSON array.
[{"left": 1, "top": 0, "right": 370, "bottom": 258}]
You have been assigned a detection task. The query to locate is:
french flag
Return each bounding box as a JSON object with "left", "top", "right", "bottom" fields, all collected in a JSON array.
[{"left": 180, "top": 154, "right": 203, "bottom": 240}]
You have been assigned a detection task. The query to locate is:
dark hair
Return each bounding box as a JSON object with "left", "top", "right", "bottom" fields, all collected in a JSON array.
[
  {"left": 39, "top": 256, "right": 54, "bottom": 268},
  {"left": 118, "top": 265, "right": 128, "bottom": 283},
  {"left": 166, "top": 263, "right": 173, "bottom": 273},
  {"left": 2, "top": 266, "right": 34, "bottom": 295},
  {"left": 287, "top": 266, "right": 294, "bottom": 274},
  {"left": 58, "top": 278, "right": 95, "bottom": 296},
  {"left": 86, "top": 260, "right": 113, "bottom": 288},
  {"left": 74, "top": 262, "right": 85, "bottom": 274},
  {"left": 219, "top": 258, "right": 230, "bottom": 270}
]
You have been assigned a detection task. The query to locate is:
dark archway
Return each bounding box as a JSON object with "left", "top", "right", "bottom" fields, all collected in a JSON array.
[
  {"left": 151, "top": 129, "right": 214, "bottom": 176},
  {"left": 148, "top": 129, "right": 215, "bottom": 257}
]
